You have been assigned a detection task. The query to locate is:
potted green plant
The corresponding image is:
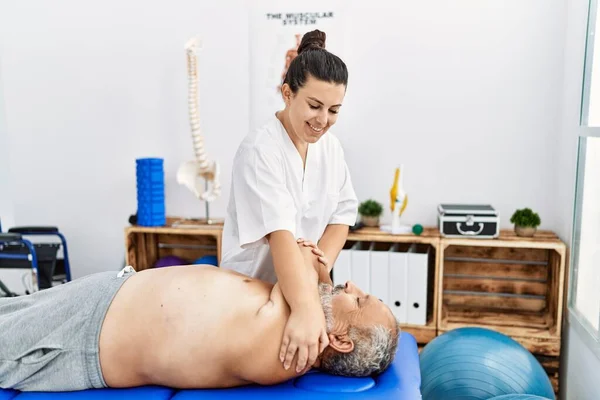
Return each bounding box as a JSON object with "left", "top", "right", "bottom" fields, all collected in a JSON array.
[
  {"left": 510, "top": 208, "right": 541, "bottom": 237},
  {"left": 358, "top": 199, "right": 383, "bottom": 227}
]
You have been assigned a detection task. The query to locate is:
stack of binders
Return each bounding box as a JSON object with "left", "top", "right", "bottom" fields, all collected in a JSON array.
[{"left": 333, "top": 241, "right": 430, "bottom": 326}]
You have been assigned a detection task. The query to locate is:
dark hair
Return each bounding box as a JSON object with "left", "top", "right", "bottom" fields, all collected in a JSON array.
[{"left": 283, "top": 30, "right": 348, "bottom": 93}]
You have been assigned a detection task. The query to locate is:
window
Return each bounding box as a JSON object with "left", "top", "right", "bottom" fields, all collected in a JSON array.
[
  {"left": 582, "top": 0, "right": 600, "bottom": 127},
  {"left": 569, "top": 0, "right": 600, "bottom": 339},
  {"left": 571, "top": 137, "right": 600, "bottom": 333}
]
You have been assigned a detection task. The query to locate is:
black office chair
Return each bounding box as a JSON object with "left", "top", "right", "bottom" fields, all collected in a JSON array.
[{"left": 0, "top": 219, "right": 72, "bottom": 296}]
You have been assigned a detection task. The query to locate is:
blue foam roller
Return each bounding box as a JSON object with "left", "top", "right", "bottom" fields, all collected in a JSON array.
[
  {"left": 136, "top": 173, "right": 164, "bottom": 184},
  {"left": 137, "top": 216, "right": 166, "bottom": 227},
  {"left": 136, "top": 188, "right": 164, "bottom": 196},
  {"left": 136, "top": 198, "right": 165, "bottom": 206},
  {"left": 137, "top": 213, "right": 166, "bottom": 222},
  {"left": 137, "top": 203, "right": 166, "bottom": 213},
  {"left": 137, "top": 213, "right": 165, "bottom": 221},
  {"left": 137, "top": 209, "right": 165, "bottom": 216},
  {"left": 420, "top": 327, "right": 555, "bottom": 400},
  {"left": 136, "top": 158, "right": 164, "bottom": 167},
  {"left": 136, "top": 185, "right": 164, "bottom": 194},
  {"left": 135, "top": 157, "right": 166, "bottom": 227},
  {"left": 137, "top": 198, "right": 165, "bottom": 206}
]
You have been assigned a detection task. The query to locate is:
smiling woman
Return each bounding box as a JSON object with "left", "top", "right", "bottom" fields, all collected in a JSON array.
[
  {"left": 220, "top": 29, "right": 359, "bottom": 375},
  {"left": 280, "top": 77, "right": 345, "bottom": 152}
]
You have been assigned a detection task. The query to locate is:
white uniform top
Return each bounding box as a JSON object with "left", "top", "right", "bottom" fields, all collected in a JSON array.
[{"left": 220, "top": 115, "right": 358, "bottom": 283}]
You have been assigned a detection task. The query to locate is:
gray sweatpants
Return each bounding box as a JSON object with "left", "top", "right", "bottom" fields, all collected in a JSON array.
[{"left": 0, "top": 267, "right": 135, "bottom": 392}]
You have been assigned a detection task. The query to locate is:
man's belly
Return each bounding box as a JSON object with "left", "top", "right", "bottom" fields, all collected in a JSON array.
[{"left": 98, "top": 265, "right": 274, "bottom": 389}]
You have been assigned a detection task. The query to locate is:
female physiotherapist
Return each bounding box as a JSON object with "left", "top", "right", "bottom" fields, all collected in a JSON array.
[{"left": 220, "top": 30, "right": 358, "bottom": 374}]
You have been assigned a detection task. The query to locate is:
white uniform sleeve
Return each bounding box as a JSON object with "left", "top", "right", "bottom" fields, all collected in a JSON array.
[
  {"left": 232, "top": 145, "right": 297, "bottom": 249},
  {"left": 329, "top": 149, "right": 358, "bottom": 226}
]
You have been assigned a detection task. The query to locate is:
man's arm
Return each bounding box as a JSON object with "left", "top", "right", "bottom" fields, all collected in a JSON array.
[{"left": 317, "top": 224, "right": 350, "bottom": 273}]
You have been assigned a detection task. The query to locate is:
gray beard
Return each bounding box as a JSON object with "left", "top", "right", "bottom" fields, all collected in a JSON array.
[{"left": 318, "top": 283, "right": 344, "bottom": 333}]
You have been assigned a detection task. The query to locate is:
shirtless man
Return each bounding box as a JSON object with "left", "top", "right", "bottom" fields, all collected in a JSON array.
[{"left": 0, "top": 243, "right": 399, "bottom": 392}]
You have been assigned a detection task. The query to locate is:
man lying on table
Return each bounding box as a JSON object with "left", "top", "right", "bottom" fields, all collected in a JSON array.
[{"left": 0, "top": 239, "right": 400, "bottom": 392}]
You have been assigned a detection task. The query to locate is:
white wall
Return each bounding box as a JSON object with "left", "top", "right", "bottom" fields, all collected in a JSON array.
[
  {"left": 341, "top": 0, "right": 565, "bottom": 233},
  {"left": 0, "top": 60, "right": 14, "bottom": 230},
  {"left": 0, "top": 0, "right": 567, "bottom": 278},
  {"left": 0, "top": 1, "right": 249, "bottom": 276},
  {"left": 555, "top": 0, "right": 600, "bottom": 398}
]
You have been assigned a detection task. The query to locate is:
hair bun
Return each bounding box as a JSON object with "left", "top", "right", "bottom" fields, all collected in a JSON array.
[{"left": 297, "top": 30, "right": 326, "bottom": 54}]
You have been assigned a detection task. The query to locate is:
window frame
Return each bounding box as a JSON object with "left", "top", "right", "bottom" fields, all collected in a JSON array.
[
  {"left": 568, "top": 136, "right": 600, "bottom": 336},
  {"left": 568, "top": 0, "right": 600, "bottom": 358},
  {"left": 580, "top": 0, "right": 598, "bottom": 127}
]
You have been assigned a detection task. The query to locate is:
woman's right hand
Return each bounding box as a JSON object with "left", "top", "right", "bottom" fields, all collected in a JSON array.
[
  {"left": 280, "top": 300, "right": 330, "bottom": 373},
  {"left": 297, "top": 238, "right": 329, "bottom": 266}
]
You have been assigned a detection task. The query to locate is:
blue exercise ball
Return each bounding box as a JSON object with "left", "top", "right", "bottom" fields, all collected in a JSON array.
[
  {"left": 488, "top": 395, "right": 553, "bottom": 400},
  {"left": 420, "top": 327, "right": 554, "bottom": 400}
]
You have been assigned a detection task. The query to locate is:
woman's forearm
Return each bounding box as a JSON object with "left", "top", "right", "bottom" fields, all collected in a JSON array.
[
  {"left": 267, "top": 230, "right": 320, "bottom": 310},
  {"left": 317, "top": 224, "right": 350, "bottom": 272}
]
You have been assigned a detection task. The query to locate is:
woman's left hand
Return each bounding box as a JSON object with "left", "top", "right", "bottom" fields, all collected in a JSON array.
[{"left": 297, "top": 238, "right": 329, "bottom": 270}]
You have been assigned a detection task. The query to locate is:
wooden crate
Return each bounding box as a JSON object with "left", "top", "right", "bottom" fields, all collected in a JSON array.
[
  {"left": 437, "top": 229, "right": 567, "bottom": 357},
  {"left": 348, "top": 227, "right": 441, "bottom": 346},
  {"left": 125, "top": 217, "right": 223, "bottom": 270},
  {"left": 535, "top": 353, "right": 560, "bottom": 396}
]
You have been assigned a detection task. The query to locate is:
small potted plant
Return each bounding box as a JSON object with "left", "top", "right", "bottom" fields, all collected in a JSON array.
[
  {"left": 358, "top": 199, "right": 383, "bottom": 227},
  {"left": 510, "top": 208, "right": 541, "bottom": 237}
]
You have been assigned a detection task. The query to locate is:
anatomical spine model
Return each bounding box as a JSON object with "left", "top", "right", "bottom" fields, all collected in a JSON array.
[{"left": 176, "top": 37, "right": 221, "bottom": 206}]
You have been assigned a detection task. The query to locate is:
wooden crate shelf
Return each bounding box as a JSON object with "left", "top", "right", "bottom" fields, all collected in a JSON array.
[
  {"left": 347, "top": 226, "right": 441, "bottom": 244},
  {"left": 125, "top": 217, "right": 223, "bottom": 270},
  {"left": 536, "top": 354, "right": 560, "bottom": 395},
  {"left": 437, "top": 229, "right": 567, "bottom": 358}
]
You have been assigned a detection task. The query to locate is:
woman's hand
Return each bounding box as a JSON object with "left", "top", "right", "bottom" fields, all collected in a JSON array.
[
  {"left": 297, "top": 238, "right": 329, "bottom": 270},
  {"left": 280, "top": 299, "right": 330, "bottom": 373}
]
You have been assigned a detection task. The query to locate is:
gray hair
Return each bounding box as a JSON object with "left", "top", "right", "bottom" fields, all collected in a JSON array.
[
  {"left": 318, "top": 283, "right": 400, "bottom": 377},
  {"left": 320, "top": 324, "right": 400, "bottom": 377}
]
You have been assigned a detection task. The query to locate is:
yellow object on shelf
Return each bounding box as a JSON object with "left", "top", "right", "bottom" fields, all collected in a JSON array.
[
  {"left": 390, "top": 165, "right": 408, "bottom": 216},
  {"left": 390, "top": 167, "right": 399, "bottom": 212}
]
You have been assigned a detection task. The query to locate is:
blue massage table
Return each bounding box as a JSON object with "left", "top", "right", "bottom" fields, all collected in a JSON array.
[{"left": 0, "top": 332, "right": 421, "bottom": 400}]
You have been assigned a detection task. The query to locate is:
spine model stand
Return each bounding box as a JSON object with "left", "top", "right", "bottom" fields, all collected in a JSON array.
[{"left": 176, "top": 38, "right": 221, "bottom": 221}]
